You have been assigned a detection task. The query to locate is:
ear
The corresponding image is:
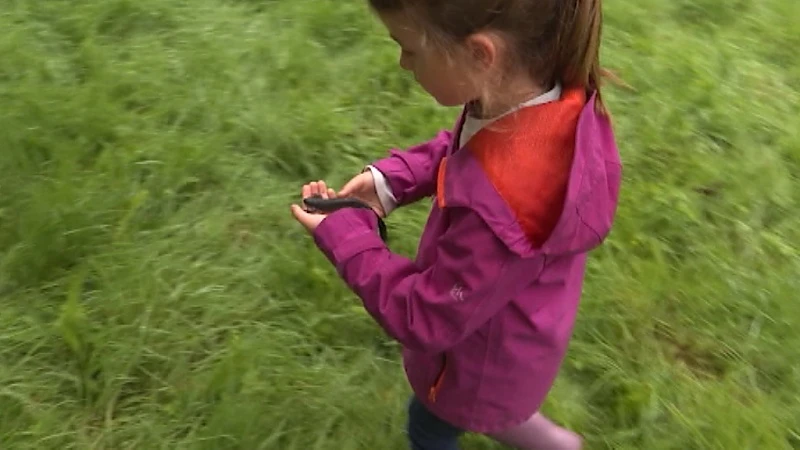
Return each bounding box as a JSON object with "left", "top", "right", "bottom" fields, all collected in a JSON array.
[{"left": 464, "top": 33, "right": 497, "bottom": 70}]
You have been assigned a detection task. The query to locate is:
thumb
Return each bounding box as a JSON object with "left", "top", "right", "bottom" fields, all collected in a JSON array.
[
  {"left": 338, "top": 175, "right": 363, "bottom": 197},
  {"left": 291, "top": 204, "right": 311, "bottom": 225}
]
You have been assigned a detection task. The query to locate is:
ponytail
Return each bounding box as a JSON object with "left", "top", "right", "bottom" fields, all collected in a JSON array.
[{"left": 554, "top": 0, "right": 609, "bottom": 115}]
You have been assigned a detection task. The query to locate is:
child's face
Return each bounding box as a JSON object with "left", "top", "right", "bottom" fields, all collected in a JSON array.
[{"left": 377, "top": 11, "right": 483, "bottom": 108}]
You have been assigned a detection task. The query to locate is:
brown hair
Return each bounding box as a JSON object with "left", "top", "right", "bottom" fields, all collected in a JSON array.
[{"left": 368, "top": 0, "right": 613, "bottom": 115}]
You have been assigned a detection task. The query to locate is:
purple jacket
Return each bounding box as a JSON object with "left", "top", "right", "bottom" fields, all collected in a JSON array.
[{"left": 312, "top": 90, "right": 622, "bottom": 433}]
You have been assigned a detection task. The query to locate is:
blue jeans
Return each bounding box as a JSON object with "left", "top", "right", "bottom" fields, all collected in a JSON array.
[{"left": 406, "top": 395, "right": 465, "bottom": 450}]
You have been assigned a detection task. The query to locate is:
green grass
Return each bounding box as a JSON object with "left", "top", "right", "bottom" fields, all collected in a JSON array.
[{"left": 1, "top": 0, "right": 798, "bottom": 448}]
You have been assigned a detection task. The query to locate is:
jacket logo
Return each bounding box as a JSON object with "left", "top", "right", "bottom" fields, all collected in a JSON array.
[{"left": 450, "top": 284, "right": 465, "bottom": 302}]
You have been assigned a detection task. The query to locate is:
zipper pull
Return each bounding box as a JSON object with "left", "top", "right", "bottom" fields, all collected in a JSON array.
[
  {"left": 428, "top": 356, "right": 447, "bottom": 403},
  {"left": 428, "top": 386, "right": 438, "bottom": 403}
]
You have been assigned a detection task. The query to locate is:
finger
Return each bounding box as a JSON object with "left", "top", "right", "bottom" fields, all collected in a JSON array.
[
  {"left": 309, "top": 181, "right": 320, "bottom": 197},
  {"left": 318, "top": 180, "right": 329, "bottom": 199},
  {"left": 327, "top": 188, "right": 337, "bottom": 199},
  {"left": 302, "top": 184, "right": 312, "bottom": 199}
]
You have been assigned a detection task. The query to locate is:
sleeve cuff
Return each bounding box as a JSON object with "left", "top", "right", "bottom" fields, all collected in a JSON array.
[
  {"left": 366, "top": 165, "right": 398, "bottom": 216},
  {"left": 313, "top": 208, "right": 387, "bottom": 268},
  {"left": 370, "top": 155, "right": 415, "bottom": 206}
]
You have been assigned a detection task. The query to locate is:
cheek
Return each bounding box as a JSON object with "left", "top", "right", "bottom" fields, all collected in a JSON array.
[
  {"left": 408, "top": 57, "right": 475, "bottom": 106},
  {"left": 426, "top": 79, "right": 470, "bottom": 106},
  {"left": 434, "top": 71, "right": 476, "bottom": 103}
]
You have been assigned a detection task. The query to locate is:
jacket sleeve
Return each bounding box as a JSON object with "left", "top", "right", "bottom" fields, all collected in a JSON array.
[
  {"left": 369, "top": 130, "right": 453, "bottom": 207},
  {"left": 312, "top": 205, "right": 545, "bottom": 354}
]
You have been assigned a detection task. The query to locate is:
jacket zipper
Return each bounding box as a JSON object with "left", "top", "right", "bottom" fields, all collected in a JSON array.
[{"left": 428, "top": 354, "right": 447, "bottom": 403}]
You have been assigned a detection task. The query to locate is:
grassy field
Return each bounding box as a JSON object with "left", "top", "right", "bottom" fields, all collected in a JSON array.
[{"left": 1, "top": 0, "right": 799, "bottom": 448}]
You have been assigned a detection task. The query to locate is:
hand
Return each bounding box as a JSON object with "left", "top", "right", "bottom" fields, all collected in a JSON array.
[
  {"left": 339, "top": 171, "right": 386, "bottom": 218},
  {"left": 291, "top": 180, "right": 337, "bottom": 234}
]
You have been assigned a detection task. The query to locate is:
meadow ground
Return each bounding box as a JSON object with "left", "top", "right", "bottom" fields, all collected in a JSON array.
[{"left": 1, "top": 0, "right": 799, "bottom": 448}]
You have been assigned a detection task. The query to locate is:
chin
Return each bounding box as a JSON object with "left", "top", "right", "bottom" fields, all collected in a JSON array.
[{"left": 431, "top": 94, "right": 467, "bottom": 108}]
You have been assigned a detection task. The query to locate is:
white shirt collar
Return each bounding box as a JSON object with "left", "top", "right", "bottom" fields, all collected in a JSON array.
[{"left": 459, "top": 82, "right": 563, "bottom": 147}]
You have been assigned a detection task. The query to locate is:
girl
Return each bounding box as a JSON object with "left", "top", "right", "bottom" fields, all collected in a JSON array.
[{"left": 291, "top": 0, "right": 622, "bottom": 448}]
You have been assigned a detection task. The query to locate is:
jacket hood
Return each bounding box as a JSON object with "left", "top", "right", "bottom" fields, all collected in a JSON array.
[
  {"left": 540, "top": 92, "right": 622, "bottom": 257},
  {"left": 437, "top": 90, "right": 622, "bottom": 259}
]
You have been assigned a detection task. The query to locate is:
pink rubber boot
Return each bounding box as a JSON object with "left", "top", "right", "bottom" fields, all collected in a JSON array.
[{"left": 487, "top": 412, "right": 583, "bottom": 450}]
